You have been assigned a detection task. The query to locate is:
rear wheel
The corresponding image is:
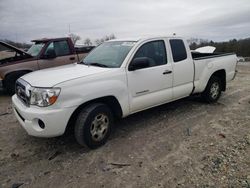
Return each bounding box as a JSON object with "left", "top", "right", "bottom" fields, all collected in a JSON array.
[
  {"left": 202, "top": 76, "right": 222, "bottom": 103},
  {"left": 74, "top": 103, "right": 113, "bottom": 149}
]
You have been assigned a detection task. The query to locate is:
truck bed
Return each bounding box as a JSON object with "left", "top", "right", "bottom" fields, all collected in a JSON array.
[
  {"left": 75, "top": 46, "right": 95, "bottom": 61},
  {"left": 75, "top": 46, "right": 95, "bottom": 53},
  {"left": 191, "top": 52, "right": 235, "bottom": 60},
  {"left": 192, "top": 52, "right": 237, "bottom": 93}
]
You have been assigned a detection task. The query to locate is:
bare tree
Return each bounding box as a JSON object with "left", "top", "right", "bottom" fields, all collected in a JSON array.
[
  {"left": 69, "top": 33, "right": 81, "bottom": 45},
  {"left": 104, "top": 35, "right": 110, "bottom": 41},
  {"left": 95, "top": 38, "right": 105, "bottom": 45},
  {"left": 84, "top": 38, "right": 92, "bottom": 46},
  {"left": 109, "top": 34, "right": 116, "bottom": 40},
  {"left": 94, "top": 34, "right": 116, "bottom": 45},
  {"left": 95, "top": 39, "right": 101, "bottom": 45}
]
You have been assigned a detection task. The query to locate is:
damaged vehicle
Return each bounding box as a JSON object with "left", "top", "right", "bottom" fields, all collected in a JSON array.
[
  {"left": 0, "top": 38, "right": 94, "bottom": 93},
  {"left": 12, "top": 36, "right": 237, "bottom": 149}
]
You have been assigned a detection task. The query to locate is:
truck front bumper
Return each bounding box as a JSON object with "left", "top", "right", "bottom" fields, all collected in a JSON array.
[{"left": 12, "top": 95, "right": 76, "bottom": 137}]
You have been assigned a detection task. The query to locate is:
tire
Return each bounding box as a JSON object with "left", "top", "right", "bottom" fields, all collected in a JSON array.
[
  {"left": 4, "top": 72, "right": 27, "bottom": 95},
  {"left": 74, "top": 103, "right": 114, "bottom": 149},
  {"left": 202, "top": 76, "right": 222, "bottom": 103}
]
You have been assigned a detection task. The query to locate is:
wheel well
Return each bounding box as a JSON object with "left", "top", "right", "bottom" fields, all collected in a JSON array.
[
  {"left": 64, "top": 96, "right": 123, "bottom": 134},
  {"left": 210, "top": 69, "right": 226, "bottom": 91},
  {"left": 4, "top": 70, "right": 32, "bottom": 81},
  {"left": 3, "top": 70, "right": 32, "bottom": 88}
]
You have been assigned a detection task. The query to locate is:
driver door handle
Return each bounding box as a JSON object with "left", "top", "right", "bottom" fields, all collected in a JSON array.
[
  {"left": 70, "top": 57, "right": 75, "bottom": 60},
  {"left": 163, "top": 70, "right": 172, "bottom": 75}
]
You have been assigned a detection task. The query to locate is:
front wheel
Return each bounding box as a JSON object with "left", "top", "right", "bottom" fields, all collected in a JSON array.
[
  {"left": 202, "top": 76, "right": 222, "bottom": 103},
  {"left": 74, "top": 103, "right": 113, "bottom": 149}
]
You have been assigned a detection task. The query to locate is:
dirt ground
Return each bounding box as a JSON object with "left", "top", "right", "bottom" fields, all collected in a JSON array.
[{"left": 0, "top": 63, "right": 249, "bottom": 188}]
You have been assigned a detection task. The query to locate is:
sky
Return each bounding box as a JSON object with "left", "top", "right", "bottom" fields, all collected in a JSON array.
[{"left": 0, "top": 0, "right": 250, "bottom": 43}]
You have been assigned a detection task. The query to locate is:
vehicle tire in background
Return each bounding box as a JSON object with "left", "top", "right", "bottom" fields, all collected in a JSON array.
[
  {"left": 202, "top": 76, "right": 222, "bottom": 103},
  {"left": 74, "top": 103, "right": 114, "bottom": 149},
  {"left": 4, "top": 72, "right": 28, "bottom": 95}
]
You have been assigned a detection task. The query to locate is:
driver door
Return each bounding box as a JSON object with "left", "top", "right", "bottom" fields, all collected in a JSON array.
[
  {"left": 127, "top": 40, "right": 173, "bottom": 113},
  {"left": 38, "top": 40, "right": 76, "bottom": 69}
]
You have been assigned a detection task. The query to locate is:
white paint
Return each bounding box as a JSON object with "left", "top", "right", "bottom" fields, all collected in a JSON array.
[
  {"left": 12, "top": 36, "right": 237, "bottom": 137},
  {"left": 195, "top": 46, "right": 216, "bottom": 53}
]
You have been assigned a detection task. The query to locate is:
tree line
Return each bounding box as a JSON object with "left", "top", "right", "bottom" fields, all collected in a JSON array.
[
  {"left": 189, "top": 38, "right": 250, "bottom": 57},
  {"left": 69, "top": 33, "right": 116, "bottom": 46},
  {"left": 0, "top": 33, "right": 116, "bottom": 51},
  {"left": 1, "top": 35, "right": 250, "bottom": 57}
]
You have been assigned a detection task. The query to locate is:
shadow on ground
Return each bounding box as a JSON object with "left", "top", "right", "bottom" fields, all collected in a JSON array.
[{"left": 25, "top": 95, "right": 207, "bottom": 156}]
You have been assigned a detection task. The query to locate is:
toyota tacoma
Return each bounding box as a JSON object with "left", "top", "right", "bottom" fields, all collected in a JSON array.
[{"left": 12, "top": 37, "right": 237, "bottom": 148}]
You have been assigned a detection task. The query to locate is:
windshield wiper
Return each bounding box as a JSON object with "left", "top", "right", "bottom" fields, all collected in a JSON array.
[
  {"left": 78, "top": 60, "right": 87, "bottom": 65},
  {"left": 87, "top": 62, "right": 109, "bottom": 68},
  {"left": 78, "top": 61, "right": 109, "bottom": 68}
]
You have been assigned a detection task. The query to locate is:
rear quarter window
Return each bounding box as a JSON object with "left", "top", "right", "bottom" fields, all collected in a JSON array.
[{"left": 170, "top": 39, "right": 187, "bottom": 62}]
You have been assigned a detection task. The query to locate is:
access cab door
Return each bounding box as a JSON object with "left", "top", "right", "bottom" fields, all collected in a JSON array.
[
  {"left": 127, "top": 40, "right": 173, "bottom": 113},
  {"left": 38, "top": 40, "right": 76, "bottom": 69},
  {"left": 169, "top": 39, "right": 194, "bottom": 99}
]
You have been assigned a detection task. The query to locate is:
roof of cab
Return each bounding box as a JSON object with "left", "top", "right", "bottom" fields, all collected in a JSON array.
[
  {"left": 108, "top": 37, "right": 141, "bottom": 42},
  {"left": 31, "top": 37, "right": 70, "bottom": 43},
  {"left": 108, "top": 36, "right": 182, "bottom": 42}
]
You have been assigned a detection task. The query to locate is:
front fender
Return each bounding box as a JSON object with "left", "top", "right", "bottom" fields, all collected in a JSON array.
[{"left": 55, "top": 70, "right": 130, "bottom": 116}]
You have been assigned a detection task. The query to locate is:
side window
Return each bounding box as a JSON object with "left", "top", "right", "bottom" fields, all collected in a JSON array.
[
  {"left": 44, "top": 40, "right": 70, "bottom": 57},
  {"left": 54, "top": 40, "right": 70, "bottom": 56},
  {"left": 44, "top": 42, "right": 54, "bottom": 56},
  {"left": 170, "top": 39, "right": 187, "bottom": 62},
  {"left": 133, "top": 40, "right": 167, "bottom": 68}
]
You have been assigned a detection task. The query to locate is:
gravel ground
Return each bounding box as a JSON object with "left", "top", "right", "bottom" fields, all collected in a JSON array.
[{"left": 0, "top": 63, "right": 249, "bottom": 188}]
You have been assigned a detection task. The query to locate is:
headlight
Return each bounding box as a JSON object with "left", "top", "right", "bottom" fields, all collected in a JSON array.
[{"left": 29, "top": 87, "right": 61, "bottom": 107}]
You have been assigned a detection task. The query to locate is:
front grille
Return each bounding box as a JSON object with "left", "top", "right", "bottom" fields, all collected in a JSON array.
[{"left": 15, "top": 79, "right": 30, "bottom": 106}]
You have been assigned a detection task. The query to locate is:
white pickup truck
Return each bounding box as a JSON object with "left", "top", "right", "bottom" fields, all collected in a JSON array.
[{"left": 12, "top": 37, "right": 237, "bottom": 148}]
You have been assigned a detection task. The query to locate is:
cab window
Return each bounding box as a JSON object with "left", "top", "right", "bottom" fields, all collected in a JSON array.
[
  {"left": 44, "top": 40, "right": 71, "bottom": 57},
  {"left": 133, "top": 40, "right": 167, "bottom": 68},
  {"left": 54, "top": 40, "right": 70, "bottom": 56},
  {"left": 170, "top": 39, "right": 187, "bottom": 62}
]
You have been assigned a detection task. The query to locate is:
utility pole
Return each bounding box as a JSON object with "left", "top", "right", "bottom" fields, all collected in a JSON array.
[{"left": 68, "top": 24, "right": 71, "bottom": 34}]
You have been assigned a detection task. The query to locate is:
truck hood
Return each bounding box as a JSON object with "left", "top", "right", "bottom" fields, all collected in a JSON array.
[
  {"left": 0, "top": 41, "right": 32, "bottom": 57},
  {"left": 0, "top": 41, "right": 33, "bottom": 66},
  {"left": 21, "top": 63, "right": 111, "bottom": 87}
]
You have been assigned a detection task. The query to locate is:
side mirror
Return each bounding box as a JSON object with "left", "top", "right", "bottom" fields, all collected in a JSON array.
[
  {"left": 129, "top": 57, "right": 150, "bottom": 71},
  {"left": 42, "top": 49, "right": 56, "bottom": 59}
]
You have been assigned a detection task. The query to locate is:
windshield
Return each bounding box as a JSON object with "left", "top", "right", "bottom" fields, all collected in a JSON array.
[
  {"left": 27, "top": 42, "right": 45, "bottom": 56},
  {"left": 81, "top": 41, "right": 136, "bottom": 68}
]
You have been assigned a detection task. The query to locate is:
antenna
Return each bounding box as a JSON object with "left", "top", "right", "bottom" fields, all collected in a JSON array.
[{"left": 68, "top": 24, "right": 71, "bottom": 34}]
